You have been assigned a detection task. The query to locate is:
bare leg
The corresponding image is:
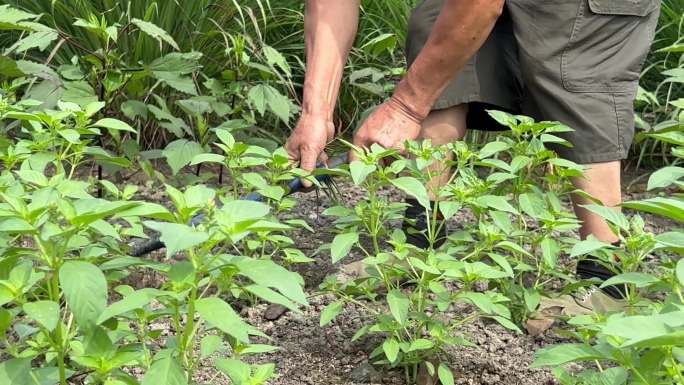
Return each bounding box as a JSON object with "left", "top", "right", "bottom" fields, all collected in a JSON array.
[
  {"left": 571, "top": 161, "right": 622, "bottom": 243},
  {"left": 419, "top": 104, "right": 469, "bottom": 199}
]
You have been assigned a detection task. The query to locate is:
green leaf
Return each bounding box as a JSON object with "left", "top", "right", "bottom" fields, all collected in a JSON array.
[
  {"left": 519, "top": 193, "right": 548, "bottom": 219},
  {"left": 383, "top": 338, "right": 400, "bottom": 363},
  {"left": 23, "top": 300, "right": 59, "bottom": 331},
  {"left": 580, "top": 204, "right": 628, "bottom": 230},
  {"left": 31, "top": 367, "right": 72, "bottom": 385},
  {"left": 8, "top": 30, "right": 58, "bottom": 53},
  {"left": 488, "top": 253, "right": 514, "bottom": 277},
  {"left": 407, "top": 338, "right": 434, "bottom": 352},
  {"left": 83, "top": 326, "right": 115, "bottom": 358},
  {"left": 248, "top": 84, "right": 291, "bottom": 124},
  {"left": 162, "top": 139, "right": 204, "bottom": 175},
  {"left": 677, "top": 259, "right": 684, "bottom": 287},
  {"left": 391, "top": 177, "right": 429, "bottom": 209},
  {"left": 196, "top": 297, "right": 252, "bottom": 343},
  {"left": 252, "top": 363, "right": 275, "bottom": 383},
  {"left": 438, "top": 201, "right": 461, "bottom": 220},
  {"left": 600, "top": 272, "right": 659, "bottom": 289},
  {"left": 361, "top": 33, "right": 397, "bottom": 56},
  {"left": 0, "top": 218, "right": 35, "bottom": 233},
  {"left": 215, "top": 359, "right": 250, "bottom": 385},
  {"left": 524, "top": 289, "right": 541, "bottom": 312},
  {"left": 97, "top": 288, "right": 158, "bottom": 324},
  {"left": 59, "top": 261, "right": 107, "bottom": 329},
  {"left": 479, "top": 140, "right": 511, "bottom": 159},
  {"left": 438, "top": 363, "right": 455, "bottom": 385},
  {"left": 387, "top": 290, "right": 409, "bottom": 325},
  {"left": 132, "top": 18, "right": 179, "bottom": 50},
  {"left": 121, "top": 100, "right": 148, "bottom": 120},
  {"left": 0, "top": 5, "right": 38, "bottom": 29},
  {"left": 570, "top": 237, "right": 610, "bottom": 258},
  {"left": 58, "top": 129, "right": 81, "bottom": 144},
  {"left": 0, "top": 358, "right": 31, "bottom": 385},
  {"left": 116, "top": 202, "right": 174, "bottom": 221},
  {"left": 541, "top": 238, "right": 559, "bottom": 268},
  {"left": 658, "top": 43, "right": 684, "bottom": 53},
  {"left": 184, "top": 184, "right": 215, "bottom": 208},
  {"left": 475, "top": 195, "right": 518, "bottom": 214},
  {"left": 532, "top": 344, "right": 604, "bottom": 367},
  {"left": 241, "top": 344, "right": 278, "bottom": 355},
  {"left": 233, "top": 258, "right": 307, "bottom": 306},
  {"left": 0, "top": 309, "right": 11, "bottom": 337},
  {"left": 200, "top": 335, "right": 223, "bottom": 360},
  {"left": 190, "top": 153, "right": 225, "bottom": 165},
  {"left": 580, "top": 367, "right": 628, "bottom": 385},
  {"left": 244, "top": 285, "right": 300, "bottom": 314},
  {"left": 331, "top": 232, "right": 358, "bottom": 264},
  {"left": 16, "top": 169, "right": 48, "bottom": 186},
  {"left": 149, "top": 52, "right": 201, "bottom": 74},
  {"left": 648, "top": 166, "right": 684, "bottom": 190},
  {"left": 320, "top": 301, "right": 344, "bottom": 327},
  {"left": 495, "top": 241, "right": 532, "bottom": 257},
  {"left": 623, "top": 197, "right": 684, "bottom": 223},
  {"left": 217, "top": 200, "right": 270, "bottom": 229},
  {"left": 0, "top": 55, "right": 23, "bottom": 77},
  {"left": 16, "top": 60, "right": 58, "bottom": 80},
  {"left": 92, "top": 118, "right": 136, "bottom": 133},
  {"left": 143, "top": 222, "right": 208, "bottom": 258},
  {"left": 656, "top": 231, "right": 684, "bottom": 252},
  {"left": 263, "top": 45, "right": 291, "bottom": 75},
  {"left": 141, "top": 357, "right": 187, "bottom": 385},
  {"left": 349, "top": 160, "right": 376, "bottom": 185}
]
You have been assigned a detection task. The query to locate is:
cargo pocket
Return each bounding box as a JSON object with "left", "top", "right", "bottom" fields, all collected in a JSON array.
[{"left": 561, "top": 0, "right": 659, "bottom": 93}]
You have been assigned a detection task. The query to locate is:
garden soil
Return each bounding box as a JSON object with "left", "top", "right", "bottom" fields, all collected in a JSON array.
[{"left": 132, "top": 169, "right": 670, "bottom": 385}]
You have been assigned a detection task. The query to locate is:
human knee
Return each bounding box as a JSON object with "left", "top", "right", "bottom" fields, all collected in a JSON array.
[{"left": 420, "top": 105, "right": 468, "bottom": 144}]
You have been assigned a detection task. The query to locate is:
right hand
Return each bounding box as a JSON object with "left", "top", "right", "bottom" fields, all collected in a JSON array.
[{"left": 285, "top": 113, "right": 335, "bottom": 187}]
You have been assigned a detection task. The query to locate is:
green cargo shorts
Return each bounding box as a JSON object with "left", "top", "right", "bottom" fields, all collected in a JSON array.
[{"left": 406, "top": 0, "right": 660, "bottom": 164}]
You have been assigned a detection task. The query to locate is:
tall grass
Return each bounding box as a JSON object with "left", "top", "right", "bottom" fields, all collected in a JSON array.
[
  {"left": 632, "top": 0, "right": 684, "bottom": 167},
  {"left": 4, "top": 0, "right": 415, "bottom": 148},
  {"left": 4, "top": 0, "right": 263, "bottom": 76}
]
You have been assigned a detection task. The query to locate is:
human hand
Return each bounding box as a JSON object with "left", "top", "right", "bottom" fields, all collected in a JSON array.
[
  {"left": 285, "top": 113, "right": 335, "bottom": 187},
  {"left": 351, "top": 97, "right": 423, "bottom": 160}
]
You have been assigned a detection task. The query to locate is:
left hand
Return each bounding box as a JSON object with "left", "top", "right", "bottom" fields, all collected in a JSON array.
[{"left": 351, "top": 97, "right": 424, "bottom": 160}]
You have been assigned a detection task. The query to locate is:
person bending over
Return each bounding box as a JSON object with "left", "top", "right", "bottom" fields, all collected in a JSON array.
[{"left": 285, "top": 0, "right": 660, "bottom": 309}]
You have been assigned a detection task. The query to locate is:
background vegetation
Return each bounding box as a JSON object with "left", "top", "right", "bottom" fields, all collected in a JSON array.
[{"left": 1, "top": 1, "right": 684, "bottom": 385}]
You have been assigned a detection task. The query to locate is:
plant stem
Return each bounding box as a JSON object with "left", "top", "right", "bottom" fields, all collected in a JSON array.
[
  {"left": 670, "top": 351, "right": 684, "bottom": 385},
  {"left": 49, "top": 262, "right": 67, "bottom": 385},
  {"left": 180, "top": 283, "right": 199, "bottom": 377}
]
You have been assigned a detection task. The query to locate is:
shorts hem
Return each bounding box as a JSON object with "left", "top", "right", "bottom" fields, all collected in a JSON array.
[
  {"left": 559, "top": 151, "right": 628, "bottom": 165},
  {"left": 432, "top": 95, "right": 514, "bottom": 112}
]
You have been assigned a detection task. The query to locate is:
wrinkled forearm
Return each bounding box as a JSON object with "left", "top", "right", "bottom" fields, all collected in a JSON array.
[
  {"left": 302, "top": 0, "right": 360, "bottom": 121},
  {"left": 393, "top": 0, "right": 505, "bottom": 121}
]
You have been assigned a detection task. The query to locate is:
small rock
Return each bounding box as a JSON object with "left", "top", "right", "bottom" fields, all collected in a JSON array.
[
  {"left": 350, "top": 361, "right": 382, "bottom": 383},
  {"left": 263, "top": 304, "right": 289, "bottom": 321},
  {"left": 526, "top": 317, "right": 555, "bottom": 336}
]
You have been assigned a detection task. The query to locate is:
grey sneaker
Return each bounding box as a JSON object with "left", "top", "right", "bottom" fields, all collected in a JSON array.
[
  {"left": 529, "top": 287, "right": 627, "bottom": 335},
  {"left": 572, "top": 286, "right": 627, "bottom": 314}
]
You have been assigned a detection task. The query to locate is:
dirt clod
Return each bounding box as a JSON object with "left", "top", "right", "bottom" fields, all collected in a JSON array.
[{"left": 264, "top": 304, "right": 290, "bottom": 321}]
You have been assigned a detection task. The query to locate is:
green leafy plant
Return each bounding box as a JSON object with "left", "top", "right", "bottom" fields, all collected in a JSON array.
[
  {"left": 534, "top": 117, "right": 684, "bottom": 385},
  {"left": 318, "top": 112, "right": 586, "bottom": 384},
  {"left": 0, "top": 89, "right": 312, "bottom": 384}
]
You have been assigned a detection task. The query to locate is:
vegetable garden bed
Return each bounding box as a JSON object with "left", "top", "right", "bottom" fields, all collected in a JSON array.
[{"left": 1, "top": 2, "right": 683, "bottom": 384}]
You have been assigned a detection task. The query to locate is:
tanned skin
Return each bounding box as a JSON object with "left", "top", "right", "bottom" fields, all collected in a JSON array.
[{"left": 285, "top": 0, "right": 505, "bottom": 183}]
